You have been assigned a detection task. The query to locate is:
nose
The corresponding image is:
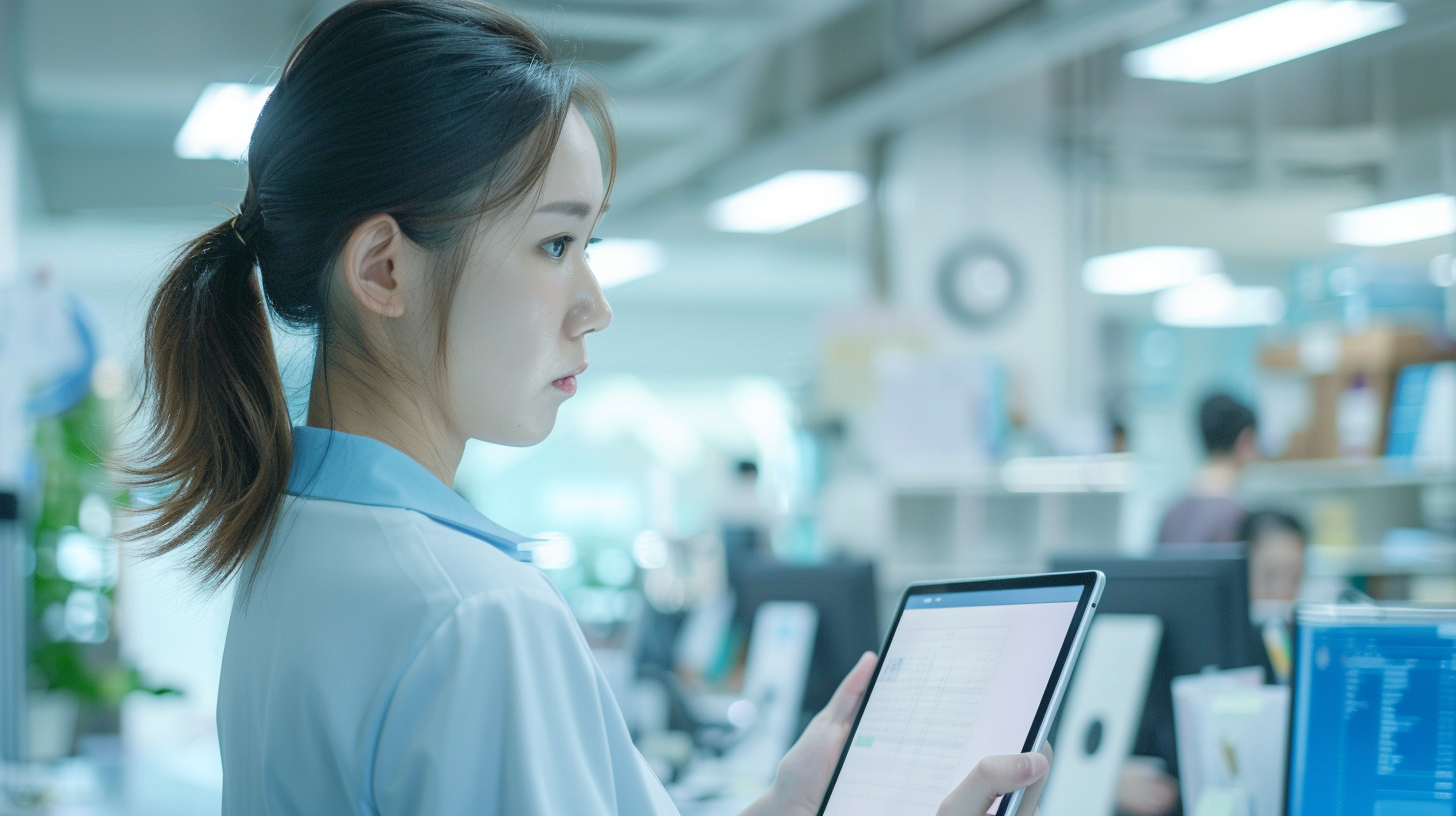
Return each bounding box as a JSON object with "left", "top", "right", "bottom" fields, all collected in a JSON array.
[{"left": 566, "top": 262, "right": 612, "bottom": 340}]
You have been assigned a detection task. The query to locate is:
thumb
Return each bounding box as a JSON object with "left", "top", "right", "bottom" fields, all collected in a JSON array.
[{"left": 937, "top": 752, "right": 1050, "bottom": 816}]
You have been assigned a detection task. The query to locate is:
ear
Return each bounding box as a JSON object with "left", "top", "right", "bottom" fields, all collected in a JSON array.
[
  {"left": 1235, "top": 426, "right": 1261, "bottom": 460},
  {"left": 341, "top": 214, "right": 409, "bottom": 318}
]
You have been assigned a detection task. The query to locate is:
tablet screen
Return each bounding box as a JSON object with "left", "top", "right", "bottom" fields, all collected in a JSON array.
[{"left": 822, "top": 584, "right": 1087, "bottom": 816}]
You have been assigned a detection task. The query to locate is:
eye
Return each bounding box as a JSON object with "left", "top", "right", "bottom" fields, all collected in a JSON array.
[{"left": 542, "top": 236, "right": 573, "bottom": 259}]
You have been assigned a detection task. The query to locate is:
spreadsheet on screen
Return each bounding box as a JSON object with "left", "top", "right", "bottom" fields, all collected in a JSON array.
[{"left": 1289, "top": 615, "right": 1456, "bottom": 816}]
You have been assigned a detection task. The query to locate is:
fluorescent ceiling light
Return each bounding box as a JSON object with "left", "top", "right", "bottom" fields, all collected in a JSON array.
[
  {"left": 1154, "top": 274, "right": 1287, "bottom": 327},
  {"left": 589, "top": 239, "right": 665, "bottom": 288},
  {"left": 1431, "top": 255, "right": 1456, "bottom": 288},
  {"left": 175, "top": 82, "right": 274, "bottom": 160},
  {"left": 1124, "top": 0, "right": 1405, "bottom": 84},
  {"left": 1329, "top": 194, "right": 1456, "bottom": 247},
  {"left": 1082, "top": 246, "right": 1221, "bottom": 294},
  {"left": 708, "top": 170, "right": 868, "bottom": 233}
]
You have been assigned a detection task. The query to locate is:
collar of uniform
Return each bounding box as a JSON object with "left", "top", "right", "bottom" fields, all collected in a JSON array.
[{"left": 286, "top": 426, "right": 533, "bottom": 560}]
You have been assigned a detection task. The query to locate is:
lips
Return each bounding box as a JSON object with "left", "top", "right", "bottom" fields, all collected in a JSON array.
[{"left": 553, "top": 363, "right": 586, "bottom": 396}]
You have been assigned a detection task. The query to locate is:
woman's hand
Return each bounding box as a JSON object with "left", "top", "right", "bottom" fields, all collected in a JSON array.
[
  {"left": 742, "top": 652, "right": 1053, "bottom": 816},
  {"left": 937, "top": 743, "right": 1052, "bottom": 816},
  {"left": 758, "top": 651, "right": 877, "bottom": 815},
  {"left": 1115, "top": 757, "right": 1179, "bottom": 816}
]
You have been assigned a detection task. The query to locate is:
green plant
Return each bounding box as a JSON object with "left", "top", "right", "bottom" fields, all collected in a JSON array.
[{"left": 28, "top": 392, "right": 176, "bottom": 706}]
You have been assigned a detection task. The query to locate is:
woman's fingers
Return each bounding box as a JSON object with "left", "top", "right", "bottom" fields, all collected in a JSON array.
[
  {"left": 937, "top": 751, "right": 1051, "bottom": 816},
  {"left": 1015, "top": 742, "right": 1054, "bottom": 816},
  {"left": 822, "top": 651, "right": 877, "bottom": 725}
]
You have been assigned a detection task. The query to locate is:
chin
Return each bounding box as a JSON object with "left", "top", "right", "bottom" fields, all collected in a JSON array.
[{"left": 479, "top": 411, "right": 557, "bottom": 448}]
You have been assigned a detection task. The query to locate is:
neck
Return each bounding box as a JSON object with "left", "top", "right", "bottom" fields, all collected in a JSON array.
[
  {"left": 1194, "top": 456, "right": 1242, "bottom": 496},
  {"left": 306, "top": 368, "right": 462, "bottom": 485}
]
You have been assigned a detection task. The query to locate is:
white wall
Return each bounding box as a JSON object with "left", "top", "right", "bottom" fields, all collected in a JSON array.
[
  {"left": 19, "top": 216, "right": 209, "bottom": 371},
  {"left": 884, "top": 70, "right": 1100, "bottom": 431}
]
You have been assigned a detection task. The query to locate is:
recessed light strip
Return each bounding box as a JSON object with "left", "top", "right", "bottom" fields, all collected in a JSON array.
[
  {"left": 1153, "top": 274, "right": 1287, "bottom": 327},
  {"left": 588, "top": 239, "right": 666, "bottom": 289},
  {"left": 1329, "top": 194, "right": 1456, "bottom": 247},
  {"left": 1082, "top": 246, "right": 1221, "bottom": 294},
  {"left": 1125, "top": 0, "right": 1405, "bottom": 84},
  {"left": 175, "top": 82, "right": 274, "bottom": 161},
  {"left": 708, "top": 171, "right": 868, "bottom": 234}
]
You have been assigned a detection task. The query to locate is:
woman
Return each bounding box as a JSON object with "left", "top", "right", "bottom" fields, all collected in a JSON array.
[
  {"left": 127, "top": 2, "right": 1051, "bottom": 813},
  {"left": 1238, "top": 510, "right": 1306, "bottom": 608}
]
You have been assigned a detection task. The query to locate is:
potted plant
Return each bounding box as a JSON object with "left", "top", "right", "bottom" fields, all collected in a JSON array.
[{"left": 27, "top": 391, "right": 175, "bottom": 761}]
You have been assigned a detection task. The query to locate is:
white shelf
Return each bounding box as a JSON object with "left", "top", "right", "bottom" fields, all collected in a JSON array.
[
  {"left": 1307, "top": 544, "right": 1456, "bottom": 577},
  {"left": 1241, "top": 458, "right": 1456, "bottom": 493},
  {"left": 885, "top": 454, "right": 1137, "bottom": 495}
]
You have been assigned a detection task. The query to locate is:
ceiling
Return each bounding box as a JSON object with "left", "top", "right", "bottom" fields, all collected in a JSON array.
[
  {"left": 18, "top": 0, "right": 868, "bottom": 218},
  {"left": 14, "top": 0, "right": 1456, "bottom": 268}
]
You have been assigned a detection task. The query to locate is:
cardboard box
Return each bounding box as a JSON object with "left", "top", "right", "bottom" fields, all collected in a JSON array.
[{"left": 1261, "top": 327, "right": 1455, "bottom": 459}]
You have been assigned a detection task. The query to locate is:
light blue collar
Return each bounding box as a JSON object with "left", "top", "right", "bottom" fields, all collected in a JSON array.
[{"left": 286, "top": 426, "right": 532, "bottom": 561}]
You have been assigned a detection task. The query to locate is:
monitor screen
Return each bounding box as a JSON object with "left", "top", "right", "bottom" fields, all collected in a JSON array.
[
  {"left": 1050, "top": 552, "right": 1264, "bottom": 775},
  {"left": 732, "top": 560, "right": 880, "bottom": 718},
  {"left": 1288, "top": 606, "right": 1456, "bottom": 816}
]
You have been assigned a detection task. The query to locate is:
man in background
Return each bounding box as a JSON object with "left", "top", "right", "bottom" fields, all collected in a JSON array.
[{"left": 1157, "top": 393, "right": 1259, "bottom": 545}]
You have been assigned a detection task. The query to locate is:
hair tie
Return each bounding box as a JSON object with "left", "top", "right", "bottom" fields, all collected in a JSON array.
[{"left": 215, "top": 202, "right": 252, "bottom": 249}]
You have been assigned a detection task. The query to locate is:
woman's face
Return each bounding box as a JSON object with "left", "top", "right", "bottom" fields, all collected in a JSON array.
[
  {"left": 445, "top": 107, "right": 611, "bottom": 446},
  {"left": 1248, "top": 530, "right": 1305, "bottom": 603}
]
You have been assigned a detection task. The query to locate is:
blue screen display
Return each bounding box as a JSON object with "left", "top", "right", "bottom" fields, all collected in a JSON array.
[{"left": 1289, "top": 621, "right": 1456, "bottom": 816}]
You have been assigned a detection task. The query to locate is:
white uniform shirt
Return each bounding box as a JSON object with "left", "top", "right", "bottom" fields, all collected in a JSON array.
[{"left": 217, "top": 426, "right": 680, "bottom": 815}]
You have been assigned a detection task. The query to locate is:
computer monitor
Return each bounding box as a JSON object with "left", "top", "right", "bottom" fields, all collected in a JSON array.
[
  {"left": 1050, "top": 551, "right": 1265, "bottom": 777},
  {"left": 1288, "top": 604, "right": 1456, "bottom": 816},
  {"left": 731, "top": 559, "right": 880, "bottom": 724}
]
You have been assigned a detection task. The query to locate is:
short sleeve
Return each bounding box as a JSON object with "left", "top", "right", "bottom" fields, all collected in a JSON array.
[{"left": 372, "top": 585, "right": 678, "bottom": 816}]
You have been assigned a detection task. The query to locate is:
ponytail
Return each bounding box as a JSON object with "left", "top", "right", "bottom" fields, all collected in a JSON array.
[{"left": 122, "top": 217, "right": 292, "bottom": 589}]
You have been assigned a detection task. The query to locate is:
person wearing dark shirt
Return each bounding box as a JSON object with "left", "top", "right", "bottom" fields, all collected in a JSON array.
[
  {"left": 1239, "top": 510, "right": 1308, "bottom": 683},
  {"left": 1157, "top": 393, "right": 1259, "bottom": 546}
]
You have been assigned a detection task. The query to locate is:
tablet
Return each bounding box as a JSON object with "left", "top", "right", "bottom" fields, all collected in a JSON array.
[{"left": 818, "top": 571, "right": 1105, "bottom": 816}]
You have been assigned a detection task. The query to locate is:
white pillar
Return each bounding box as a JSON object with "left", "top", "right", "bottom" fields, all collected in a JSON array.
[
  {"left": 0, "top": 0, "right": 15, "bottom": 286},
  {"left": 0, "top": 0, "right": 28, "bottom": 764}
]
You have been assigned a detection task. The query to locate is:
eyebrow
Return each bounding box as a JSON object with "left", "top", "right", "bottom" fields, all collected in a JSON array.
[{"left": 535, "top": 200, "right": 594, "bottom": 218}]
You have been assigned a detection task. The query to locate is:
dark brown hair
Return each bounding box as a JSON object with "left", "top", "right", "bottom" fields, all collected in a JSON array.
[
  {"left": 123, "top": 0, "right": 615, "bottom": 589},
  {"left": 1199, "top": 392, "right": 1256, "bottom": 455}
]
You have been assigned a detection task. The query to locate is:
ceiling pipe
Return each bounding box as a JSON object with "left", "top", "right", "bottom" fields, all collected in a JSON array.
[
  {"left": 611, "top": 0, "right": 1184, "bottom": 210},
  {"left": 866, "top": 131, "right": 894, "bottom": 303}
]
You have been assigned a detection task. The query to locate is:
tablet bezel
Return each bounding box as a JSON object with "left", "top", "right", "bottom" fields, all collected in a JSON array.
[{"left": 815, "top": 570, "right": 1105, "bottom": 816}]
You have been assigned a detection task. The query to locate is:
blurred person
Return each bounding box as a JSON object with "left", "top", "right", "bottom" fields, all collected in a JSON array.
[
  {"left": 1156, "top": 394, "right": 1259, "bottom": 545},
  {"left": 1111, "top": 420, "right": 1129, "bottom": 454},
  {"left": 120, "top": 2, "right": 1053, "bottom": 814},
  {"left": 1239, "top": 510, "right": 1307, "bottom": 608},
  {"left": 1116, "top": 510, "right": 1309, "bottom": 816},
  {"left": 1239, "top": 510, "right": 1307, "bottom": 683},
  {"left": 721, "top": 459, "right": 774, "bottom": 582},
  {"left": 1116, "top": 758, "right": 1181, "bottom": 816},
  {"left": 721, "top": 460, "right": 768, "bottom": 528}
]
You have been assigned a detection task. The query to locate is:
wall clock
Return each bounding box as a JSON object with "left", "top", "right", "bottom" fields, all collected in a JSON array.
[{"left": 935, "top": 239, "right": 1023, "bottom": 329}]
